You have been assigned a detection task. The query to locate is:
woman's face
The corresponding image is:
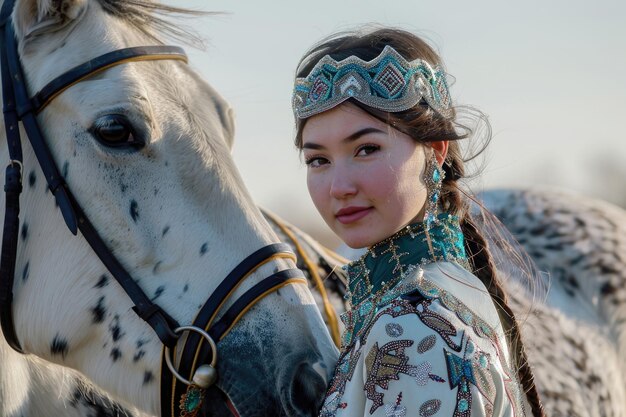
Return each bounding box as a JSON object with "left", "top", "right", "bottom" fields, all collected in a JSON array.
[{"left": 302, "top": 102, "right": 430, "bottom": 248}]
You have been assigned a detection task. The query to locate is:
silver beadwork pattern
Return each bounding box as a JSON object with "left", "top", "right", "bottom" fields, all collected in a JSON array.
[
  {"left": 419, "top": 399, "right": 442, "bottom": 417},
  {"left": 385, "top": 322, "right": 404, "bottom": 338},
  {"left": 417, "top": 334, "right": 438, "bottom": 354},
  {"left": 293, "top": 45, "right": 452, "bottom": 119}
]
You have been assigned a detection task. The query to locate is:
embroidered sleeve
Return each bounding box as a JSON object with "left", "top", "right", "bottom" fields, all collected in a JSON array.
[{"left": 361, "top": 303, "right": 515, "bottom": 417}]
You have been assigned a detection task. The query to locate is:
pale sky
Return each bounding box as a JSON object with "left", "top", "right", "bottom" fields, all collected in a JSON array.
[{"left": 173, "top": 0, "right": 626, "bottom": 245}]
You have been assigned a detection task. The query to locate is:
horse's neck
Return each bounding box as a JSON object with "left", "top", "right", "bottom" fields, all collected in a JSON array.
[
  {"left": 538, "top": 198, "right": 626, "bottom": 352},
  {"left": 0, "top": 336, "right": 31, "bottom": 416},
  {"left": 0, "top": 337, "right": 72, "bottom": 417},
  {"left": 1, "top": 335, "right": 149, "bottom": 417},
  {"left": 485, "top": 189, "right": 626, "bottom": 361}
]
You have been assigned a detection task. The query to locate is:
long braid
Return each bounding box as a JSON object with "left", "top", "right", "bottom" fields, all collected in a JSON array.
[
  {"left": 441, "top": 152, "right": 546, "bottom": 417},
  {"left": 462, "top": 217, "right": 546, "bottom": 417}
]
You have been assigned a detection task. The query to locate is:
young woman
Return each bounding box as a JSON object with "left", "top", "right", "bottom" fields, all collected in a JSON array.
[{"left": 291, "top": 28, "right": 545, "bottom": 417}]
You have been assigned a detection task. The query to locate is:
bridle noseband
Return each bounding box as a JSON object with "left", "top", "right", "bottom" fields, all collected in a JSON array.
[{"left": 0, "top": 1, "right": 307, "bottom": 416}]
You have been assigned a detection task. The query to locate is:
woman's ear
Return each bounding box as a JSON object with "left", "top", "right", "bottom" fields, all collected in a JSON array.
[{"left": 429, "top": 141, "right": 449, "bottom": 166}]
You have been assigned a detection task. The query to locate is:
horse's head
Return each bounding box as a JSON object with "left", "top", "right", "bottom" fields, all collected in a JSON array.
[{"left": 0, "top": 0, "right": 337, "bottom": 415}]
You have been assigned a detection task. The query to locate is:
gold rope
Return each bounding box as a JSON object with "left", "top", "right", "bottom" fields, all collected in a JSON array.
[{"left": 322, "top": 245, "right": 350, "bottom": 265}]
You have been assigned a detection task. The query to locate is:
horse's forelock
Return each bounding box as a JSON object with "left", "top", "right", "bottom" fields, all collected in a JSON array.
[{"left": 96, "top": 0, "right": 209, "bottom": 48}]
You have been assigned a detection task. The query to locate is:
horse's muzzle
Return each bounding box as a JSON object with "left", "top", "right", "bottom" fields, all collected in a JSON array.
[{"left": 285, "top": 361, "right": 329, "bottom": 416}]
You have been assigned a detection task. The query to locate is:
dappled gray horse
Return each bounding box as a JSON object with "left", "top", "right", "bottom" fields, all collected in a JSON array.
[{"left": 482, "top": 189, "right": 626, "bottom": 417}]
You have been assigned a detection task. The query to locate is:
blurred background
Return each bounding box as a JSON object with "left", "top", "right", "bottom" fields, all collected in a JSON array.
[{"left": 170, "top": 0, "right": 625, "bottom": 248}]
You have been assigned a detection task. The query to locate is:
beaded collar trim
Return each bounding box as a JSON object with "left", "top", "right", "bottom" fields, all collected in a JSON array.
[
  {"left": 339, "top": 213, "right": 470, "bottom": 348},
  {"left": 292, "top": 45, "right": 452, "bottom": 119}
]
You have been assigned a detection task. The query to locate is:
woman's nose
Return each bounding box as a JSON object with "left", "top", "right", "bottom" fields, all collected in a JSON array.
[{"left": 329, "top": 165, "right": 357, "bottom": 199}]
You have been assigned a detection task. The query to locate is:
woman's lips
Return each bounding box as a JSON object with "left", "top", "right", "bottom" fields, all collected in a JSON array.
[{"left": 335, "top": 207, "right": 373, "bottom": 224}]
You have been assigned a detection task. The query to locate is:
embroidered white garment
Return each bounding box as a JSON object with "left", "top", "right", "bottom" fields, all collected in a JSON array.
[{"left": 319, "top": 261, "right": 530, "bottom": 417}]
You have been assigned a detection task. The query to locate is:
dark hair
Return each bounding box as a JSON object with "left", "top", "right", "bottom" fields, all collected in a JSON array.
[{"left": 294, "top": 27, "right": 545, "bottom": 417}]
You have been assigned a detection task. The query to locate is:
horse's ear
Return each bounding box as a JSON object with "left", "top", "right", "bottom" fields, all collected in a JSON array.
[
  {"left": 13, "top": 0, "right": 88, "bottom": 40},
  {"left": 221, "top": 105, "right": 236, "bottom": 152},
  {"left": 210, "top": 94, "right": 236, "bottom": 151}
]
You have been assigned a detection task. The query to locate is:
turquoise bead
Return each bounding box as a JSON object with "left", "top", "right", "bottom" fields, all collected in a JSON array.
[
  {"left": 458, "top": 399, "right": 469, "bottom": 412},
  {"left": 433, "top": 167, "right": 441, "bottom": 183},
  {"left": 183, "top": 387, "right": 202, "bottom": 412}
]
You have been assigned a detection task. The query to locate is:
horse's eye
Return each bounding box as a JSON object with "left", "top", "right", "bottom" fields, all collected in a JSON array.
[{"left": 91, "top": 115, "right": 144, "bottom": 148}]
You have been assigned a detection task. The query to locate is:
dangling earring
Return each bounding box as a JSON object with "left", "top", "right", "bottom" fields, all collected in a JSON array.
[{"left": 422, "top": 151, "right": 445, "bottom": 230}]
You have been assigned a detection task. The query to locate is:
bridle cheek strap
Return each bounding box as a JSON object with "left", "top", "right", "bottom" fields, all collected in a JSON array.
[{"left": 0, "top": 162, "right": 23, "bottom": 352}]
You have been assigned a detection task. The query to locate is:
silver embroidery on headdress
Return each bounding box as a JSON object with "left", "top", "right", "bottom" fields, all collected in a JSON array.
[{"left": 292, "top": 45, "right": 452, "bottom": 119}]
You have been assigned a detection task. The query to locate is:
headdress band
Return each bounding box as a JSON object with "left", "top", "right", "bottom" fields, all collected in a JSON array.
[{"left": 292, "top": 45, "right": 452, "bottom": 119}]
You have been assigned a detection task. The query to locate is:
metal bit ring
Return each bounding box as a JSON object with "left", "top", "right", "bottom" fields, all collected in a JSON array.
[{"left": 164, "top": 326, "right": 218, "bottom": 387}]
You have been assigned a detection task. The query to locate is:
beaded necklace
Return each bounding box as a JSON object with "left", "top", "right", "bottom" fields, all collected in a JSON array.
[{"left": 340, "top": 213, "right": 469, "bottom": 348}]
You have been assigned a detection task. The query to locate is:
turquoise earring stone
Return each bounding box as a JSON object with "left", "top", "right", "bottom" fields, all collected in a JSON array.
[{"left": 433, "top": 167, "right": 441, "bottom": 183}]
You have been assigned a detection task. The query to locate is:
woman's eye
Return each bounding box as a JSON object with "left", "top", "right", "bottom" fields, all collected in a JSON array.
[
  {"left": 356, "top": 144, "right": 380, "bottom": 157},
  {"left": 305, "top": 156, "right": 329, "bottom": 168},
  {"left": 91, "top": 115, "right": 144, "bottom": 149}
]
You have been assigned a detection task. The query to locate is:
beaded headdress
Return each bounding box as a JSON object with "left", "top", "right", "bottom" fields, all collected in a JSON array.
[{"left": 292, "top": 45, "right": 452, "bottom": 119}]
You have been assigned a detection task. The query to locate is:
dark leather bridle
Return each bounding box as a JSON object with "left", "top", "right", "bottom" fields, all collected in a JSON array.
[{"left": 0, "top": 1, "right": 307, "bottom": 416}]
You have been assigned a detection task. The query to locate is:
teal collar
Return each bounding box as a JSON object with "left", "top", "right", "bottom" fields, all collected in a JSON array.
[{"left": 340, "top": 213, "right": 469, "bottom": 347}]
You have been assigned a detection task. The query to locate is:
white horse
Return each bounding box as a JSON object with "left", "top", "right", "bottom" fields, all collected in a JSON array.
[{"left": 0, "top": 1, "right": 337, "bottom": 416}]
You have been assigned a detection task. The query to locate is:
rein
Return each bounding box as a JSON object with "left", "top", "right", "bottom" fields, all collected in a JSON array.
[{"left": 0, "top": 1, "right": 306, "bottom": 416}]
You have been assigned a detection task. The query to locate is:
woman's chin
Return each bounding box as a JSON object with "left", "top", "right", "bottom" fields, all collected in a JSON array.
[
  {"left": 329, "top": 215, "right": 385, "bottom": 249},
  {"left": 337, "top": 231, "right": 375, "bottom": 250}
]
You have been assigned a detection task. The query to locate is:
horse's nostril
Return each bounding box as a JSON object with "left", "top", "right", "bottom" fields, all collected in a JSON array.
[{"left": 291, "top": 363, "right": 328, "bottom": 415}]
